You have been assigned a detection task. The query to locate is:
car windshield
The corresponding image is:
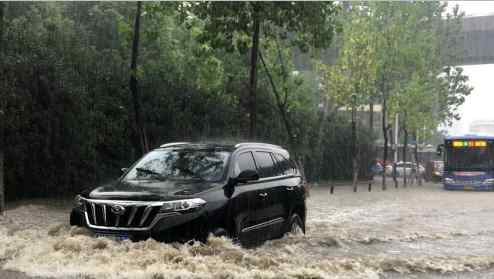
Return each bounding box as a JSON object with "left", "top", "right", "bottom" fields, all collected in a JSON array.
[
  {"left": 446, "top": 146, "right": 494, "bottom": 171},
  {"left": 124, "top": 149, "right": 231, "bottom": 182}
]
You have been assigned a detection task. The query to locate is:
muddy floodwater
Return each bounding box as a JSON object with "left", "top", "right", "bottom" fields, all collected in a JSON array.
[{"left": 2, "top": 182, "right": 494, "bottom": 279}]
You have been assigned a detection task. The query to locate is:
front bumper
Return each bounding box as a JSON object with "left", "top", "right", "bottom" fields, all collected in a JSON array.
[
  {"left": 444, "top": 183, "right": 494, "bottom": 191},
  {"left": 70, "top": 206, "right": 208, "bottom": 242}
]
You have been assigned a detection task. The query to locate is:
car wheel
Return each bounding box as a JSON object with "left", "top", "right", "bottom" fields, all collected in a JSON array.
[
  {"left": 287, "top": 214, "right": 304, "bottom": 236},
  {"left": 70, "top": 208, "right": 85, "bottom": 227},
  {"left": 211, "top": 227, "right": 227, "bottom": 238}
]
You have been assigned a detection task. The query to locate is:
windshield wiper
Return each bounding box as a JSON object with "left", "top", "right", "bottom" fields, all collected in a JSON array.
[{"left": 135, "top": 168, "right": 166, "bottom": 181}]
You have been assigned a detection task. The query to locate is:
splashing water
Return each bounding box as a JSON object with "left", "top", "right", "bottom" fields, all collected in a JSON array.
[{"left": 2, "top": 183, "right": 494, "bottom": 278}]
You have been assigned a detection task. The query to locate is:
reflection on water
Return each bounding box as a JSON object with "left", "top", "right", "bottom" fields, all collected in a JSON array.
[{"left": 2, "top": 183, "right": 494, "bottom": 278}]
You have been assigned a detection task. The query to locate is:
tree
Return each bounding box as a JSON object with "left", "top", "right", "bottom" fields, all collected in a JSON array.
[
  {"left": 0, "top": 1, "right": 4, "bottom": 214},
  {"left": 319, "top": 7, "right": 377, "bottom": 188},
  {"left": 182, "top": 2, "right": 338, "bottom": 139},
  {"left": 317, "top": 2, "right": 472, "bottom": 188},
  {"left": 129, "top": 1, "right": 149, "bottom": 154},
  {"left": 385, "top": 2, "right": 472, "bottom": 186}
]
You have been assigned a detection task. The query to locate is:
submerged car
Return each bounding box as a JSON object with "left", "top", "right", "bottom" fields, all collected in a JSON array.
[
  {"left": 70, "top": 142, "right": 306, "bottom": 245},
  {"left": 384, "top": 161, "right": 425, "bottom": 178},
  {"left": 425, "top": 160, "right": 444, "bottom": 182}
]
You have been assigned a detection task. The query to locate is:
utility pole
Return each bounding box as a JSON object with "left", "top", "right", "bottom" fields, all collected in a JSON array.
[
  {"left": 351, "top": 94, "right": 358, "bottom": 192},
  {"left": 393, "top": 113, "right": 399, "bottom": 188}
]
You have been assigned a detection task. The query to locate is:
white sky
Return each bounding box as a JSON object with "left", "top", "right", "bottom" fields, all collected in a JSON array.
[
  {"left": 447, "top": 1, "right": 494, "bottom": 17},
  {"left": 444, "top": 1, "right": 494, "bottom": 135}
]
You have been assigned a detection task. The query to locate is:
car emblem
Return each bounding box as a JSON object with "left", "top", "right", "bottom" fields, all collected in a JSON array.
[{"left": 110, "top": 204, "right": 126, "bottom": 215}]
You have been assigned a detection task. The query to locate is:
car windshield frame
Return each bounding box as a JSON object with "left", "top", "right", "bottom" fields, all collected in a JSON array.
[{"left": 123, "top": 148, "right": 232, "bottom": 183}]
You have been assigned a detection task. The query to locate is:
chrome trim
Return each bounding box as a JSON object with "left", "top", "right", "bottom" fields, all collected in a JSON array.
[
  {"left": 241, "top": 217, "right": 285, "bottom": 233},
  {"left": 81, "top": 197, "right": 184, "bottom": 231},
  {"left": 102, "top": 204, "right": 108, "bottom": 226},
  {"left": 82, "top": 198, "right": 166, "bottom": 207},
  {"left": 91, "top": 203, "right": 97, "bottom": 225},
  {"left": 127, "top": 206, "right": 138, "bottom": 226},
  {"left": 139, "top": 206, "right": 153, "bottom": 227},
  {"left": 84, "top": 211, "right": 180, "bottom": 231}
]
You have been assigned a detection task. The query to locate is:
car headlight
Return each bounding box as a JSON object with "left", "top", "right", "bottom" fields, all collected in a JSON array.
[
  {"left": 444, "top": 178, "right": 454, "bottom": 184},
  {"left": 483, "top": 178, "right": 494, "bottom": 185},
  {"left": 159, "top": 198, "right": 206, "bottom": 213}
]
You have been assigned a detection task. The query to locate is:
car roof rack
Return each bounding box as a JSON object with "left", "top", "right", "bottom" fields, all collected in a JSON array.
[
  {"left": 234, "top": 142, "right": 284, "bottom": 150},
  {"left": 159, "top": 142, "right": 190, "bottom": 148}
]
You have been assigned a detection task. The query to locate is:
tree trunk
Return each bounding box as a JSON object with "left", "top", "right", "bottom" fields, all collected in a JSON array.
[
  {"left": 352, "top": 100, "right": 358, "bottom": 192},
  {"left": 414, "top": 133, "right": 422, "bottom": 186},
  {"left": 381, "top": 93, "right": 388, "bottom": 190},
  {"left": 129, "top": 1, "right": 149, "bottom": 154},
  {"left": 352, "top": 153, "right": 359, "bottom": 192},
  {"left": 248, "top": 4, "right": 260, "bottom": 140},
  {"left": 0, "top": 2, "right": 3, "bottom": 51},
  {"left": 392, "top": 114, "right": 398, "bottom": 188},
  {"left": 369, "top": 102, "right": 374, "bottom": 132},
  {"left": 0, "top": 150, "right": 3, "bottom": 215},
  {"left": 402, "top": 128, "right": 408, "bottom": 187},
  {"left": 0, "top": 2, "right": 5, "bottom": 215},
  {"left": 258, "top": 51, "right": 295, "bottom": 148}
]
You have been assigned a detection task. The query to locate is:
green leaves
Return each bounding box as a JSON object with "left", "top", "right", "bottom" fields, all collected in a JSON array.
[
  {"left": 319, "top": 2, "right": 472, "bottom": 144},
  {"left": 181, "top": 2, "right": 339, "bottom": 54}
]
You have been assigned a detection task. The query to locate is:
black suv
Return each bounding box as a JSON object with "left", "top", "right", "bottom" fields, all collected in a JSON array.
[{"left": 70, "top": 142, "right": 306, "bottom": 245}]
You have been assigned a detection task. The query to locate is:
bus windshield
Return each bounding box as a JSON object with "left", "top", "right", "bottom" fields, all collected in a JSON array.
[{"left": 446, "top": 144, "right": 494, "bottom": 171}]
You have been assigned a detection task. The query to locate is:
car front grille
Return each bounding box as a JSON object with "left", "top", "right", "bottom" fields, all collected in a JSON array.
[{"left": 83, "top": 199, "right": 163, "bottom": 230}]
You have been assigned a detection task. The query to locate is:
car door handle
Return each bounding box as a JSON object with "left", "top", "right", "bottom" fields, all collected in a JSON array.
[
  {"left": 259, "top": 192, "right": 268, "bottom": 198},
  {"left": 286, "top": 186, "right": 295, "bottom": 191}
]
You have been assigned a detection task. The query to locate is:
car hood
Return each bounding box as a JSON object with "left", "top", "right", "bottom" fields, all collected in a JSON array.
[{"left": 88, "top": 179, "right": 220, "bottom": 201}]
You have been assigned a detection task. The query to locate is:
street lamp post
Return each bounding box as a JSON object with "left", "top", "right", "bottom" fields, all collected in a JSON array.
[{"left": 351, "top": 94, "right": 358, "bottom": 192}]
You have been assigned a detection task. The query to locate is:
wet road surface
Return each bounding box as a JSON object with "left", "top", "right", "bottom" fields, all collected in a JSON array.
[{"left": 2, "top": 182, "right": 494, "bottom": 278}]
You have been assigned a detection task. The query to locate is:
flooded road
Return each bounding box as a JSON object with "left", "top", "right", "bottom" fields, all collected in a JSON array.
[{"left": 2, "top": 182, "right": 494, "bottom": 278}]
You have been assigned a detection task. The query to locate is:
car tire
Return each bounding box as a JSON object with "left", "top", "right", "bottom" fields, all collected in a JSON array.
[
  {"left": 212, "top": 227, "right": 227, "bottom": 238},
  {"left": 69, "top": 208, "right": 85, "bottom": 227},
  {"left": 287, "top": 213, "right": 304, "bottom": 236}
]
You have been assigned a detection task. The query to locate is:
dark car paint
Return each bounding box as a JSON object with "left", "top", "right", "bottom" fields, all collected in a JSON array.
[
  {"left": 88, "top": 179, "right": 221, "bottom": 201},
  {"left": 71, "top": 143, "right": 306, "bottom": 245}
]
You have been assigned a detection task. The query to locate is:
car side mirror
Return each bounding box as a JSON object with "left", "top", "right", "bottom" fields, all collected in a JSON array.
[
  {"left": 121, "top": 168, "right": 128, "bottom": 173},
  {"left": 236, "top": 169, "right": 260, "bottom": 183},
  {"left": 436, "top": 144, "right": 444, "bottom": 156}
]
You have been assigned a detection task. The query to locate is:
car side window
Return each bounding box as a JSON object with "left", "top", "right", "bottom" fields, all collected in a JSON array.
[
  {"left": 275, "top": 153, "right": 295, "bottom": 175},
  {"left": 254, "top": 151, "right": 277, "bottom": 178},
  {"left": 270, "top": 153, "right": 284, "bottom": 176},
  {"left": 274, "top": 153, "right": 288, "bottom": 175},
  {"left": 234, "top": 151, "right": 257, "bottom": 176}
]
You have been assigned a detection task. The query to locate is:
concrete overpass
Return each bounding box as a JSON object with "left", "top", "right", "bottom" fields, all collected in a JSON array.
[
  {"left": 461, "top": 15, "right": 494, "bottom": 65},
  {"left": 294, "top": 14, "right": 494, "bottom": 69}
]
